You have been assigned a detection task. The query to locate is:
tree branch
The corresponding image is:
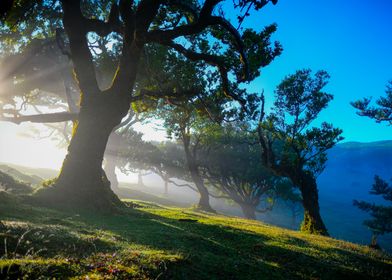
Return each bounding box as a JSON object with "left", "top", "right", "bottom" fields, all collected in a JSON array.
[
  {"left": 164, "top": 41, "right": 246, "bottom": 106},
  {"left": 1, "top": 112, "right": 78, "bottom": 124},
  {"left": 61, "top": 0, "right": 100, "bottom": 97}
]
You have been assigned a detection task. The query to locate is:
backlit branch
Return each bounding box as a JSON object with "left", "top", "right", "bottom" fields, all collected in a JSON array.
[
  {"left": 165, "top": 41, "right": 247, "bottom": 107},
  {"left": 0, "top": 112, "right": 78, "bottom": 124},
  {"left": 61, "top": 0, "right": 100, "bottom": 96}
]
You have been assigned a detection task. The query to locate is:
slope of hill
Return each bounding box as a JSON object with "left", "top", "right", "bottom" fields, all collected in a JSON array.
[
  {"left": 0, "top": 164, "right": 43, "bottom": 185},
  {"left": 0, "top": 163, "right": 58, "bottom": 181},
  {"left": 1, "top": 140, "right": 391, "bottom": 252},
  {"left": 0, "top": 194, "right": 391, "bottom": 280},
  {"left": 257, "top": 140, "right": 392, "bottom": 251}
]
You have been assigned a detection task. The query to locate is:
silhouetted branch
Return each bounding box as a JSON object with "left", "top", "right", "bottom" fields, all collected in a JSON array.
[{"left": 1, "top": 112, "right": 78, "bottom": 124}]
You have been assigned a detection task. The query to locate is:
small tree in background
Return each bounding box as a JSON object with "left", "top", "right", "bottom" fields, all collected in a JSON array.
[
  {"left": 353, "top": 176, "right": 392, "bottom": 249},
  {"left": 351, "top": 81, "right": 392, "bottom": 248},
  {"left": 199, "top": 122, "right": 277, "bottom": 219},
  {"left": 257, "top": 69, "right": 343, "bottom": 235}
]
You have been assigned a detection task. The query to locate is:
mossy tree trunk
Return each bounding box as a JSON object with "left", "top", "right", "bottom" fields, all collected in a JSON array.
[
  {"left": 37, "top": 98, "right": 126, "bottom": 210},
  {"left": 296, "top": 173, "right": 329, "bottom": 236},
  {"left": 33, "top": 0, "right": 146, "bottom": 211}
]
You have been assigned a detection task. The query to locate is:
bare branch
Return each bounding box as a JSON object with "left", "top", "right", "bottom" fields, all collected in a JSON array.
[{"left": 1, "top": 112, "right": 78, "bottom": 124}]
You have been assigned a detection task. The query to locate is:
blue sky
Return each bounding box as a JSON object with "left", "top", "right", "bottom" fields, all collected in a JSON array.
[{"left": 231, "top": 0, "right": 392, "bottom": 142}]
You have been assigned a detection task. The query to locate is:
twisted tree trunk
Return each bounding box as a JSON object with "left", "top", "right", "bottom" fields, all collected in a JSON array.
[
  {"left": 296, "top": 173, "right": 328, "bottom": 236},
  {"left": 35, "top": 96, "right": 129, "bottom": 211},
  {"left": 183, "top": 139, "right": 214, "bottom": 212},
  {"left": 188, "top": 162, "right": 214, "bottom": 212}
]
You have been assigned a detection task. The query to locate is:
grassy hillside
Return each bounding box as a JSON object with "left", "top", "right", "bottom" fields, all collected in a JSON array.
[
  {"left": 0, "top": 164, "right": 44, "bottom": 186},
  {"left": 0, "top": 193, "right": 391, "bottom": 279},
  {"left": 0, "top": 163, "right": 58, "bottom": 180}
]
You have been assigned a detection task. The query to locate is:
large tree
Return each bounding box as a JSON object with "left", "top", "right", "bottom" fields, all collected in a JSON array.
[
  {"left": 256, "top": 69, "right": 343, "bottom": 235},
  {"left": 2, "top": 0, "right": 281, "bottom": 210},
  {"left": 0, "top": 34, "right": 139, "bottom": 193}
]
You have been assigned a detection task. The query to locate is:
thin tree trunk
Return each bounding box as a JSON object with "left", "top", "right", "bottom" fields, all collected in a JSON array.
[
  {"left": 137, "top": 171, "right": 145, "bottom": 187},
  {"left": 104, "top": 155, "right": 119, "bottom": 193},
  {"left": 239, "top": 203, "right": 257, "bottom": 220},
  {"left": 164, "top": 177, "right": 169, "bottom": 195},
  {"left": 370, "top": 234, "right": 381, "bottom": 250},
  {"left": 297, "top": 174, "right": 329, "bottom": 236}
]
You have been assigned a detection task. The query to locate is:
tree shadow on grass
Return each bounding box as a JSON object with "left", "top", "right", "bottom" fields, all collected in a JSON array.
[
  {"left": 1, "top": 198, "right": 391, "bottom": 280},
  {"left": 75, "top": 206, "right": 392, "bottom": 280},
  {"left": 0, "top": 222, "right": 119, "bottom": 259}
]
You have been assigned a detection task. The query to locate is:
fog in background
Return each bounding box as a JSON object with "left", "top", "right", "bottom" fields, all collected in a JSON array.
[{"left": 2, "top": 139, "right": 391, "bottom": 251}]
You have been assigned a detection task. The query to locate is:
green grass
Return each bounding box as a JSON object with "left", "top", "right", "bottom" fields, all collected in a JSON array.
[{"left": 0, "top": 193, "right": 391, "bottom": 279}]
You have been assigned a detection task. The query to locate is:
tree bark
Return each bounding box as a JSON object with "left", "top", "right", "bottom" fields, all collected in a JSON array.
[
  {"left": 297, "top": 173, "right": 329, "bottom": 236},
  {"left": 189, "top": 164, "right": 214, "bottom": 212},
  {"left": 34, "top": 97, "right": 126, "bottom": 211},
  {"left": 239, "top": 203, "right": 256, "bottom": 220},
  {"left": 182, "top": 138, "right": 214, "bottom": 212}
]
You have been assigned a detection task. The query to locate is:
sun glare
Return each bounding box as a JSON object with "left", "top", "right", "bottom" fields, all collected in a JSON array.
[{"left": 0, "top": 122, "right": 66, "bottom": 170}]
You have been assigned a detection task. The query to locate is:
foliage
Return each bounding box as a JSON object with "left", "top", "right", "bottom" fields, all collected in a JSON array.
[
  {"left": 258, "top": 69, "right": 343, "bottom": 176},
  {"left": 1, "top": 0, "right": 284, "bottom": 209},
  {"left": 351, "top": 80, "right": 392, "bottom": 246},
  {"left": 198, "top": 122, "right": 279, "bottom": 218},
  {"left": 353, "top": 175, "right": 392, "bottom": 245},
  {"left": 351, "top": 80, "right": 392, "bottom": 124}
]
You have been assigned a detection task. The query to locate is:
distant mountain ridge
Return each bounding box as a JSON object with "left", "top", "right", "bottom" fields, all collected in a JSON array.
[
  {"left": 336, "top": 140, "right": 392, "bottom": 149},
  {"left": 0, "top": 163, "right": 58, "bottom": 181},
  {"left": 318, "top": 139, "right": 392, "bottom": 250},
  {"left": 0, "top": 164, "right": 44, "bottom": 185}
]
